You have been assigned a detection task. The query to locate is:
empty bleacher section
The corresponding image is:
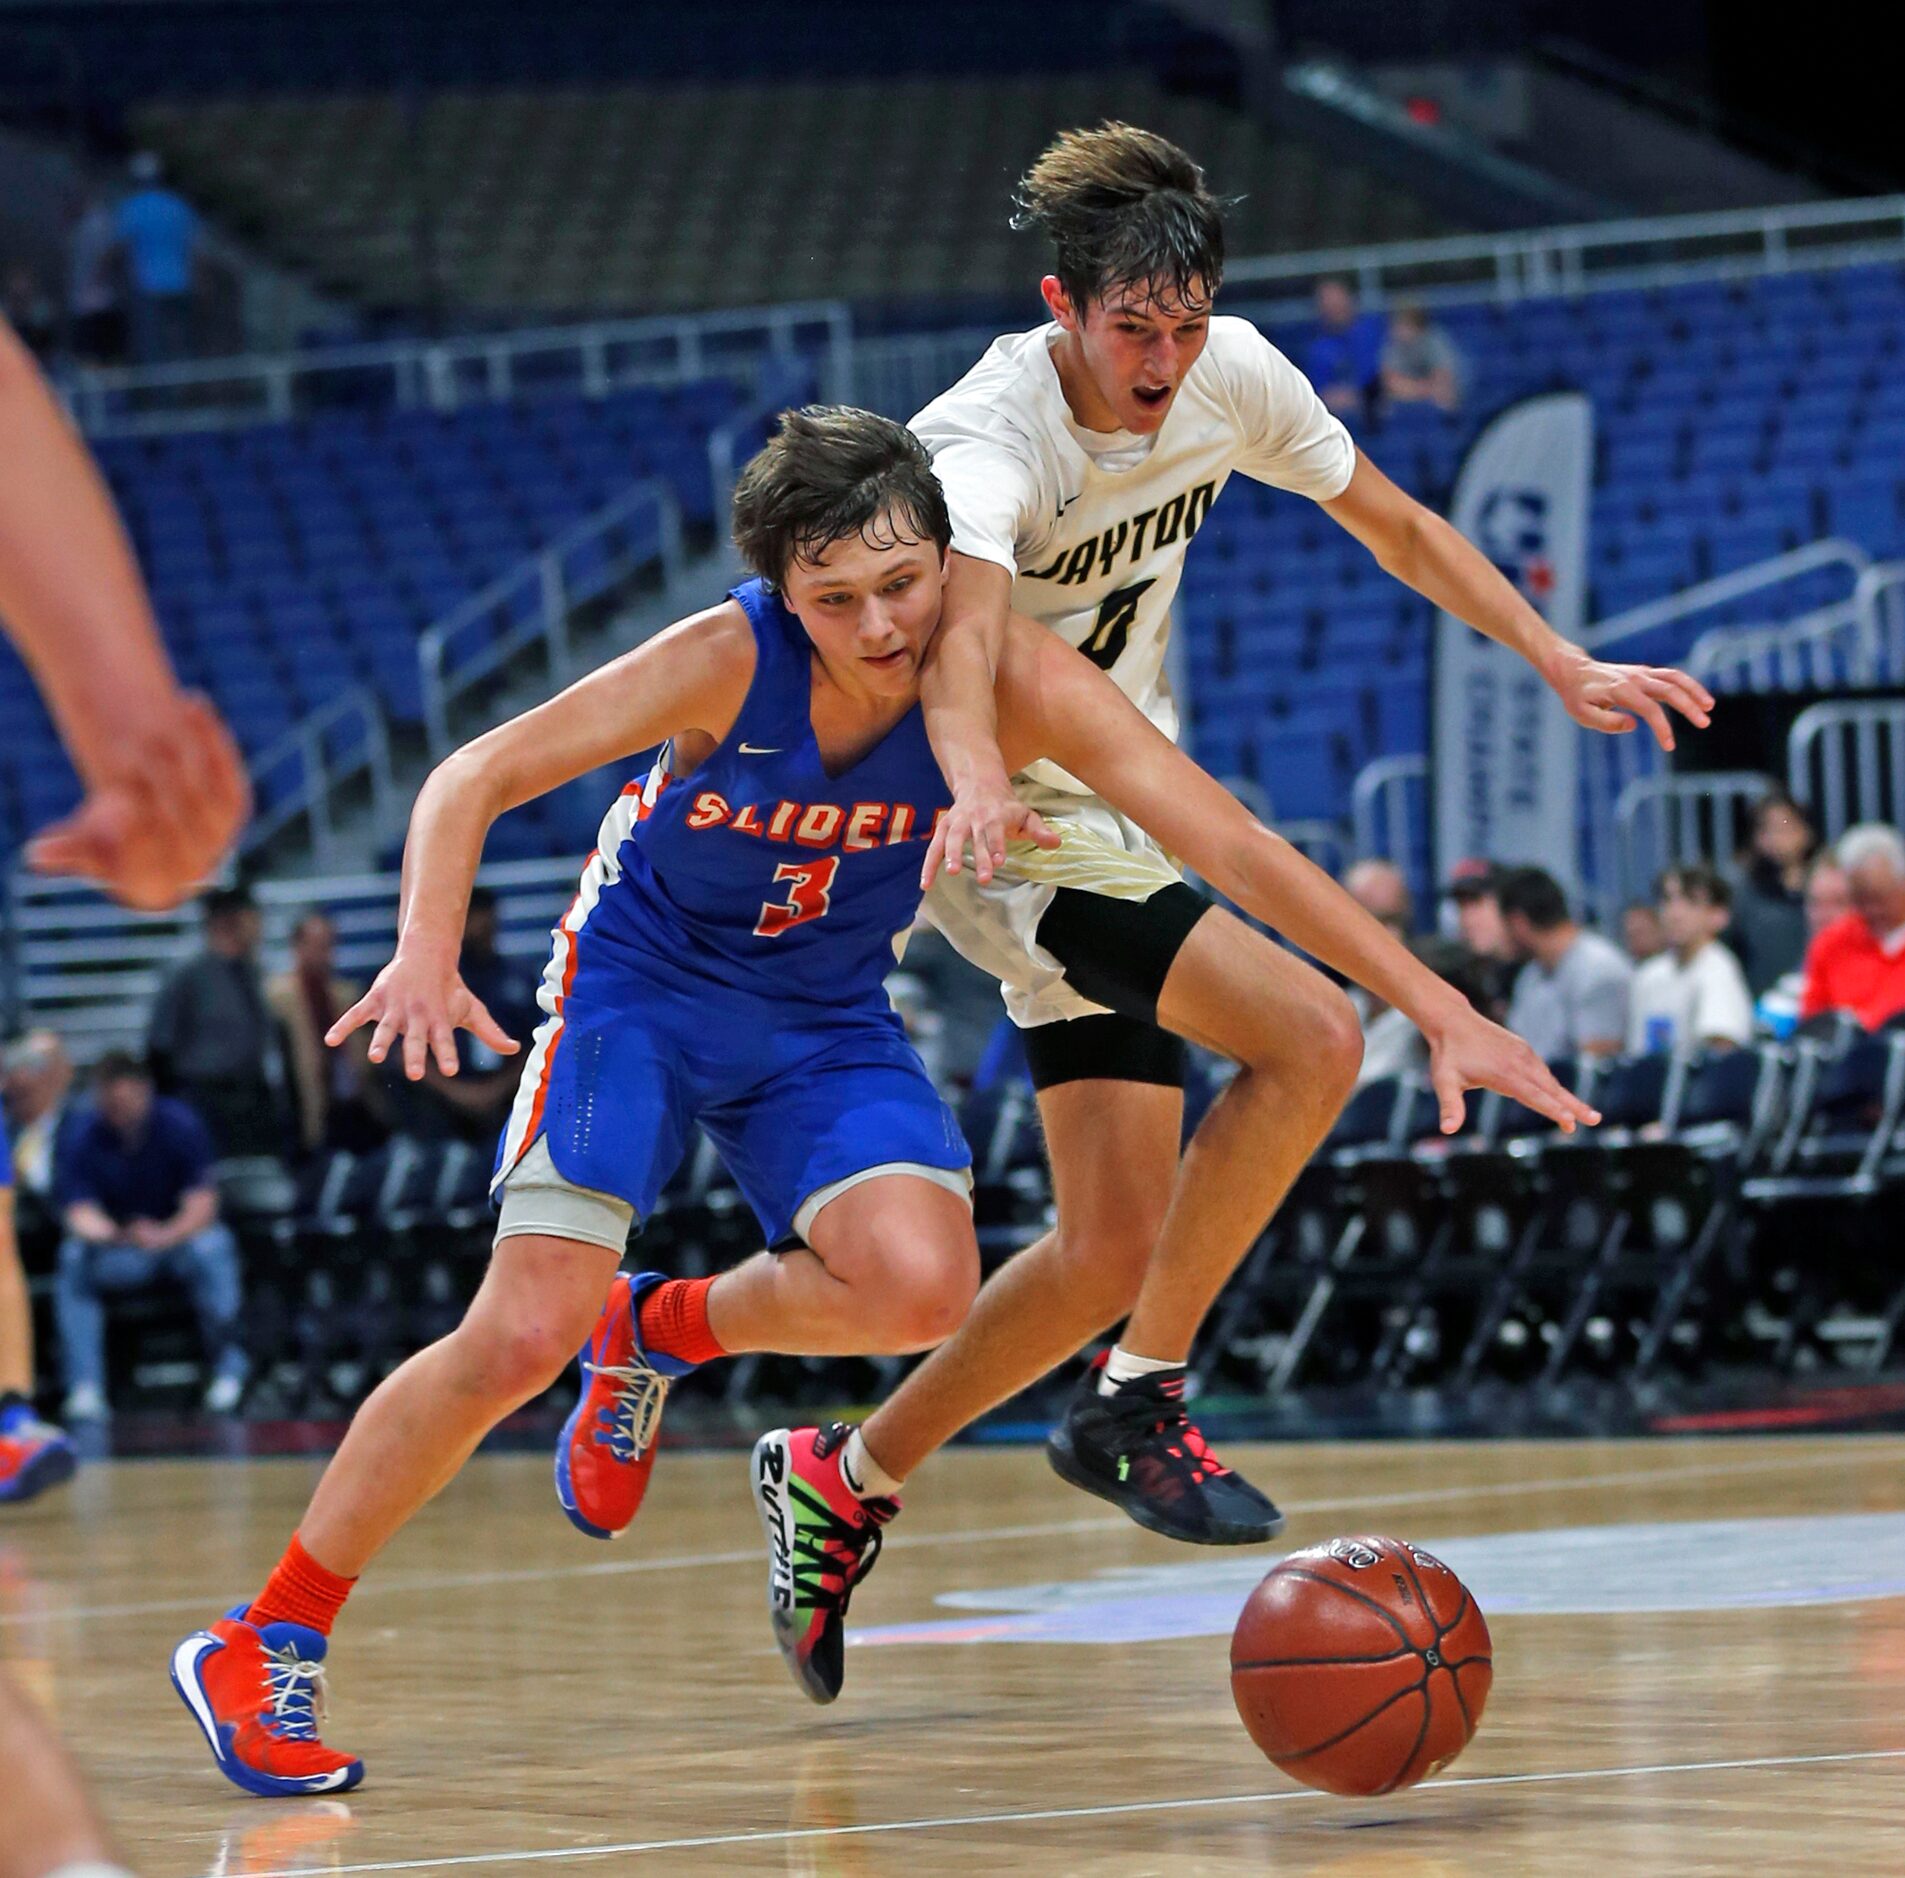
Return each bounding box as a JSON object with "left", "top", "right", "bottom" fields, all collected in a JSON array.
[
  {"left": 129, "top": 76, "right": 1443, "bottom": 317},
  {"left": 0, "top": 373, "right": 765, "bottom": 857},
  {"left": 1185, "top": 262, "right": 1905, "bottom": 836}
]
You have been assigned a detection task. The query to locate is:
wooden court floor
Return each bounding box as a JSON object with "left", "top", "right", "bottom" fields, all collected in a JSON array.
[{"left": 5, "top": 1435, "right": 1905, "bottom": 1875}]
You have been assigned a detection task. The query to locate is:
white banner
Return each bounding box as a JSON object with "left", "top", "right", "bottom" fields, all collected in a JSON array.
[{"left": 1432, "top": 391, "right": 1593, "bottom": 895}]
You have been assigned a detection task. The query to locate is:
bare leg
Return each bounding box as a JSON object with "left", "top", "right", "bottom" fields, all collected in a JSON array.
[
  {"left": 859, "top": 907, "right": 1360, "bottom": 1481},
  {"left": 0, "top": 1666, "right": 125, "bottom": 1878},
  {"left": 1118, "top": 909, "right": 1362, "bottom": 1360},
  {"left": 706, "top": 1176, "right": 978, "bottom": 1357},
  {"left": 859, "top": 1080, "right": 1181, "bottom": 1481},
  {"left": 297, "top": 1236, "right": 617, "bottom": 1577},
  {"left": 0, "top": 1193, "right": 33, "bottom": 1397}
]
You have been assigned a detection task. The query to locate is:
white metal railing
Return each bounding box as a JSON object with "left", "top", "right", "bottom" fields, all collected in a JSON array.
[
  {"left": 1351, "top": 753, "right": 1429, "bottom": 865},
  {"left": 848, "top": 327, "right": 998, "bottom": 423},
  {"left": 420, "top": 479, "right": 684, "bottom": 756},
  {"left": 1612, "top": 770, "right": 1772, "bottom": 911},
  {"left": 4, "top": 857, "right": 582, "bottom": 1059},
  {"left": 1689, "top": 562, "right": 1905, "bottom": 692},
  {"left": 62, "top": 300, "right": 853, "bottom": 438},
  {"left": 242, "top": 687, "right": 396, "bottom": 867},
  {"left": 1224, "top": 194, "right": 1905, "bottom": 313},
  {"left": 1789, "top": 699, "right": 1905, "bottom": 837}
]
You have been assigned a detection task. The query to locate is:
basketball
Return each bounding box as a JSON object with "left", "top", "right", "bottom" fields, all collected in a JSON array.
[{"left": 1229, "top": 1536, "right": 1492, "bottom": 1796}]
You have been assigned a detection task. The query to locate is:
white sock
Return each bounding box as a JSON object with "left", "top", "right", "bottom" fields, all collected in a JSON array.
[
  {"left": 840, "top": 1427, "right": 903, "bottom": 1499},
  {"left": 1099, "top": 1346, "right": 1183, "bottom": 1395}
]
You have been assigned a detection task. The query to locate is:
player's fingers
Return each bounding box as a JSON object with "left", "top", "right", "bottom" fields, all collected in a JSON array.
[
  {"left": 1650, "top": 665, "right": 1715, "bottom": 717},
  {"left": 23, "top": 814, "right": 113, "bottom": 881},
  {"left": 401, "top": 1023, "right": 430, "bottom": 1082},
  {"left": 1621, "top": 684, "right": 1677, "bottom": 752},
  {"left": 325, "top": 995, "right": 378, "bottom": 1047},
  {"left": 466, "top": 996, "right": 521, "bottom": 1055},
  {"left": 432, "top": 1021, "right": 460, "bottom": 1078},
  {"left": 1021, "top": 807, "right": 1062, "bottom": 852},
  {"left": 1431, "top": 1063, "right": 1466, "bottom": 1136},
  {"left": 918, "top": 817, "right": 951, "bottom": 889},
  {"left": 1575, "top": 701, "right": 1635, "bottom": 735},
  {"left": 365, "top": 1012, "right": 398, "bottom": 1065}
]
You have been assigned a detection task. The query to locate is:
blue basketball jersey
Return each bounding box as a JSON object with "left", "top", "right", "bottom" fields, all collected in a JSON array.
[{"left": 559, "top": 578, "right": 950, "bottom": 1007}]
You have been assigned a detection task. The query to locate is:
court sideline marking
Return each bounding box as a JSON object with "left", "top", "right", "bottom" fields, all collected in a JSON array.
[
  {"left": 2, "top": 1446, "right": 1866, "bottom": 1626},
  {"left": 233, "top": 1749, "right": 1905, "bottom": 1875}
]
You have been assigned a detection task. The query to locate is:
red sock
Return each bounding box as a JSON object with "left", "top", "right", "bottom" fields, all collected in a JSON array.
[
  {"left": 637, "top": 1277, "right": 726, "bottom": 1367},
  {"left": 247, "top": 1532, "right": 356, "bottom": 1637}
]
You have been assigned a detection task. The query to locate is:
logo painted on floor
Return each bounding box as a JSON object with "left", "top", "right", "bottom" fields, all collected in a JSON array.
[{"left": 853, "top": 1513, "right": 1905, "bottom": 1647}]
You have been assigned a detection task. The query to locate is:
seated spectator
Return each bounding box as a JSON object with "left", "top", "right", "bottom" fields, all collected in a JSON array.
[
  {"left": 1731, "top": 790, "right": 1819, "bottom": 996},
  {"left": 1380, "top": 302, "right": 1463, "bottom": 411},
  {"left": 1304, "top": 277, "right": 1386, "bottom": 419},
  {"left": 1443, "top": 862, "right": 1517, "bottom": 1019},
  {"left": 1342, "top": 860, "right": 1418, "bottom": 1080},
  {"left": 1627, "top": 866, "right": 1754, "bottom": 1055},
  {"left": 53, "top": 1055, "right": 246, "bottom": 1420},
  {"left": 2, "top": 1032, "right": 87, "bottom": 1238},
  {"left": 147, "top": 885, "right": 281, "bottom": 1156},
  {"left": 1800, "top": 824, "right": 1905, "bottom": 1031},
  {"left": 1622, "top": 900, "right": 1666, "bottom": 966},
  {"left": 266, "top": 910, "right": 386, "bottom": 1156},
  {"left": 1806, "top": 853, "right": 1852, "bottom": 935},
  {"left": 1498, "top": 866, "right": 1632, "bottom": 1059}
]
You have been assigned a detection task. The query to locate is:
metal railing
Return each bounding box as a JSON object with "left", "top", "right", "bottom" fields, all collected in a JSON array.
[
  {"left": 1789, "top": 699, "right": 1905, "bottom": 837},
  {"left": 1224, "top": 193, "right": 1905, "bottom": 313},
  {"left": 242, "top": 687, "right": 396, "bottom": 868},
  {"left": 61, "top": 300, "right": 853, "bottom": 437},
  {"left": 848, "top": 327, "right": 998, "bottom": 423},
  {"left": 5, "top": 857, "right": 582, "bottom": 1059},
  {"left": 420, "top": 478, "right": 683, "bottom": 757},
  {"left": 1351, "top": 754, "right": 1429, "bottom": 866},
  {"left": 1689, "top": 563, "right": 1905, "bottom": 692},
  {"left": 1611, "top": 770, "right": 1773, "bottom": 912}
]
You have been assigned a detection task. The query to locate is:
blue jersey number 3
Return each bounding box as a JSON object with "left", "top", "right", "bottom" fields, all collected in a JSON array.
[{"left": 755, "top": 855, "right": 840, "bottom": 938}]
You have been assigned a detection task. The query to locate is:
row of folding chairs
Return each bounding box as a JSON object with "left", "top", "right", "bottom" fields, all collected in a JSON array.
[{"left": 1198, "top": 1020, "right": 1905, "bottom": 1396}]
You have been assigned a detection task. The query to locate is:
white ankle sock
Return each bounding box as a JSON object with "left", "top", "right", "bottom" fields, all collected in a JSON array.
[
  {"left": 1098, "top": 1347, "right": 1182, "bottom": 1395},
  {"left": 840, "top": 1427, "right": 903, "bottom": 1499}
]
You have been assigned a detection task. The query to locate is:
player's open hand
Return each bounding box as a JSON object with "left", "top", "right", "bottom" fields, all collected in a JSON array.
[
  {"left": 920, "top": 770, "right": 1060, "bottom": 888},
  {"left": 1549, "top": 651, "right": 1713, "bottom": 753},
  {"left": 327, "top": 953, "right": 521, "bottom": 1082},
  {"left": 24, "top": 692, "right": 249, "bottom": 909},
  {"left": 1423, "top": 1004, "right": 1600, "bottom": 1138}
]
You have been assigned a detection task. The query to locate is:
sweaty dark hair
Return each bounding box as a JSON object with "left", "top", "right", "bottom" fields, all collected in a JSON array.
[
  {"left": 1495, "top": 866, "right": 1571, "bottom": 931},
  {"left": 1012, "top": 121, "right": 1225, "bottom": 313},
  {"left": 730, "top": 405, "right": 952, "bottom": 590}
]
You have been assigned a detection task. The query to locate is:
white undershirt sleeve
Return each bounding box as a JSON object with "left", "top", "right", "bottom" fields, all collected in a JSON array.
[
  {"left": 1217, "top": 320, "right": 1358, "bottom": 500},
  {"left": 918, "top": 434, "right": 1042, "bottom": 576}
]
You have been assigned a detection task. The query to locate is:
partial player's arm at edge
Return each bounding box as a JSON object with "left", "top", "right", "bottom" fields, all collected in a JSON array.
[
  {"left": 993, "top": 617, "right": 1598, "bottom": 1133},
  {"left": 1321, "top": 449, "right": 1713, "bottom": 751},
  {"left": 916, "top": 551, "right": 1057, "bottom": 884},
  {"left": 340, "top": 602, "right": 755, "bottom": 1077}
]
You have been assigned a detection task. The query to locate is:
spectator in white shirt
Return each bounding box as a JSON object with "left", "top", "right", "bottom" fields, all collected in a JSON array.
[{"left": 1627, "top": 865, "right": 1754, "bottom": 1055}]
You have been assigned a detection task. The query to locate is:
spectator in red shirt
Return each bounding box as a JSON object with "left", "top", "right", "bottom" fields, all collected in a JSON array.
[{"left": 1800, "top": 824, "right": 1905, "bottom": 1030}]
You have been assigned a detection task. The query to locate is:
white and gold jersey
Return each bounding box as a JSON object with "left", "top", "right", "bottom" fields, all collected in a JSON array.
[{"left": 910, "top": 314, "right": 1355, "bottom": 794}]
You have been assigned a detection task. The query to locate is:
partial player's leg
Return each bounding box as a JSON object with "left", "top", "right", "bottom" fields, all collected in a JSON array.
[
  {"left": 173, "top": 1233, "right": 618, "bottom": 1796},
  {"left": 856, "top": 1041, "right": 1182, "bottom": 1482},
  {"left": 0, "top": 1189, "right": 75, "bottom": 1507},
  {"left": 1045, "top": 905, "right": 1362, "bottom": 1540}
]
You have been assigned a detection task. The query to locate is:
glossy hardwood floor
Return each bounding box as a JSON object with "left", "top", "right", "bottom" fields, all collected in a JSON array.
[{"left": 5, "top": 1435, "right": 1904, "bottom": 1875}]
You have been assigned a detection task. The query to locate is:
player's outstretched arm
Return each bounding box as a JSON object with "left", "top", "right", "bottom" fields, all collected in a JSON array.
[
  {"left": 1322, "top": 451, "right": 1714, "bottom": 751},
  {"left": 917, "top": 551, "right": 1057, "bottom": 886},
  {"left": 329, "top": 602, "right": 756, "bottom": 1081},
  {"left": 995, "top": 620, "right": 1599, "bottom": 1135},
  {"left": 0, "top": 319, "right": 248, "bottom": 907}
]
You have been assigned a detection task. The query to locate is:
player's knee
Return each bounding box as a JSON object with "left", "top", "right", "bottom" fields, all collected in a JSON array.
[
  {"left": 1052, "top": 1214, "right": 1157, "bottom": 1326},
  {"left": 1306, "top": 985, "right": 1364, "bottom": 1098},
  {"left": 876, "top": 1249, "right": 979, "bottom": 1351},
  {"left": 455, "top": 1314, "right": 575, "bottom": 1403}
]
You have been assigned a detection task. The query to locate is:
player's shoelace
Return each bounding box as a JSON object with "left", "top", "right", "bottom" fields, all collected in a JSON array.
[
  {"left": 585, "top": 1359, "right": 671, "bottom": 1463},
  {"left": 1104, "top": 1383, "right": 1234, "bottom": 1490},
  {"left": 260, "top": 1641, "right": 331, "bottom": 1742},
  {"left": 788, "top": 1478, "right": 889, "bottom": 1619}
]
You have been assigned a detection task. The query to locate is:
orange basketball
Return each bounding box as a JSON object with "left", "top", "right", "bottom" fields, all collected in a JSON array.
[{"left": 1229, "top": 1535, "right": 1491, "bottom": 1796}]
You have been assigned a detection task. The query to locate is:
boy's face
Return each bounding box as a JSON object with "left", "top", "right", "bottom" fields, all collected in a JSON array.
[
  {"left": 1046, "top": 274, "right": 1213, "bottom": 435},
  {"left": 780, "top": 520, "right": 949, "bottom": 699},
  {"left": 1659, "top": 877, "right": 1723, "bottom": 952}
]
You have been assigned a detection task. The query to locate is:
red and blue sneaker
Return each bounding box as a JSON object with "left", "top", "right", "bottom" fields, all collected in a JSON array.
[
  {"left": 171, "top": 1606, "right": 363, "bottom": 1797},
  {"left": 554, "top": 1271, "right": 694, "bottom": 1540},
  {"left": 752, "top": 1423, "right": 898, "bottom": 1704},
  {"left": 0, "top": 1410, "right": 76, "bottom": 1506}
]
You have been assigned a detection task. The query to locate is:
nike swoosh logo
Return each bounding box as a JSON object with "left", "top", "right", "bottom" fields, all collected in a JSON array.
[
  {"left": 738, "top": 743, "right": 782, "bottom": 755},
  {"left": 172, "top": 1633, "right": 227, "bottom": 1757}
]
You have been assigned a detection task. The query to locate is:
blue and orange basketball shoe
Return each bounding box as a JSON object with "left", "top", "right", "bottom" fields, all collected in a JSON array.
[
  {"left": 555, "top": 1271, "right": 693, "bottom": 1540},
  {"left": 752, "top": 1423, "right": 897, "bottom": 1704},
  {"left": 171, "top": 1606, "right": 363, "bottom": 1796},
  {"left": 0, "top": 1402, "right": 76, "bottom": 1506}
]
